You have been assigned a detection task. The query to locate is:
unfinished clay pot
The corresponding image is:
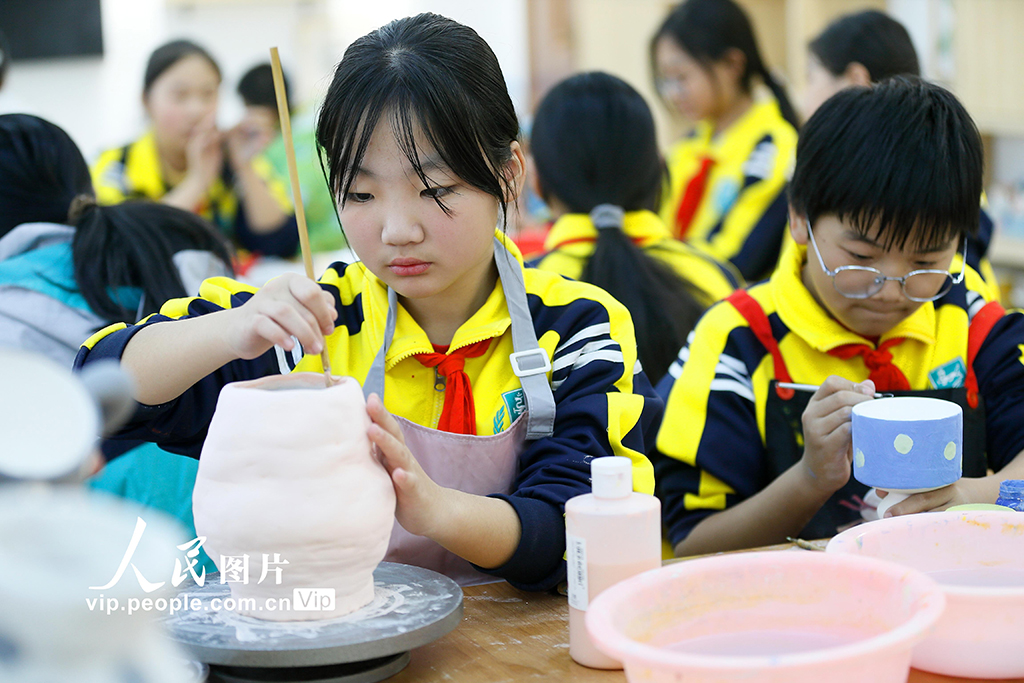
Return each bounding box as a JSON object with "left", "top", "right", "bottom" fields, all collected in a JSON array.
[{"left": 193, "top": 373, "right": 396, "bottom": 621}]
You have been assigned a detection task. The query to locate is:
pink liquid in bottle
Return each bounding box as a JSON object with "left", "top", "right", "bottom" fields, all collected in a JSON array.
[{"left": 565, "top": 457, "right": 661, "bottom": 669}]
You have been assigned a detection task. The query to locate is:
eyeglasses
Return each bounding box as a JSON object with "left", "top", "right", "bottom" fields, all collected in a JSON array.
[
  {"left": 655, "top": 75, "right": 687, "bottom": 99},
  {"left": 805, "top": 220, "right": 966, "bottom": 302}
]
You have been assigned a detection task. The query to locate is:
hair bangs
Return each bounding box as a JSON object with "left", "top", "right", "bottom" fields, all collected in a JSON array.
[
  {"left": 839, "top": 206, "right": 963, "bottom": 253},
  {"left": 316, "top": 64, "right": 388, "bottom": 207},
  {"left": 316, "top": 14, "right": 520, "bottom": 232}
]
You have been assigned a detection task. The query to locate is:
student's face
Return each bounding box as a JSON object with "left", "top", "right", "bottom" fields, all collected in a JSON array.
[
  {"left": 790, "top": 211, "right": 960, "bottom": 338},
  {"left": 144, "top": 55, "right": 221, "bottom": 151},
  {"left": 340, "top": 117, "right": 525, "bottom": 310},
  {"left": 654, "top": 36, "right": 726, "bottom": 123},
  {"left": 802, "top": 54, "right": 851, "bottom": 121}
]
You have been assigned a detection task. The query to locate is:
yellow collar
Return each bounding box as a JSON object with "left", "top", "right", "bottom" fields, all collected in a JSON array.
[
  {"left": 771, "top": 242, "right": 936, "bottom": 351},
  {"left": 126, "top": 131, "right": 170, "bottom": 198},
  {"left": 686, "top": 97, "right": 786, "bottom": 159},
  {"left": 365, "top": 230, "right": 521, "bottom": 368},
  {"left": 543, "top": 210, "right": 670, "bottom": 251}
]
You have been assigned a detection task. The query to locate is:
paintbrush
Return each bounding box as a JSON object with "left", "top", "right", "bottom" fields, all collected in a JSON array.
[
  {"left": 776, "top": 382, "right": 889, "bottom": 399},
  {"left": 269, "top": 47, "right": 332, "bottom": 388}
]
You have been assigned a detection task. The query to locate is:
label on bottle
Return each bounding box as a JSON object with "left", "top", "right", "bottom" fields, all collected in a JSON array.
[{"left": 566, "top": 532, "right": 588, "bottom": 610}]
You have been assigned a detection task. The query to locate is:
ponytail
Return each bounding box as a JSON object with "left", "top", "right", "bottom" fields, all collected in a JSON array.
[
  {"left": 72, "top": 200, "right": 234, "bottom": 324},
  {"left": 755, "top": 63, "right": 800, "bottom": 129},
  {"left": 531, "top": 72, "right": 708, "bottom": 382},
  {"left": 653, "top": 0, "right": 798, "bottom": 128},
  {"left": 581, "top": 205, "right": 705, "bottom": 382}
]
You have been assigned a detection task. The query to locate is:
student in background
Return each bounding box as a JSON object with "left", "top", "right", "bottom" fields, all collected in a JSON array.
[
  {"left": 803, "top": 9, "right": 996, "bottom": 293},
  {"left": 237, "top": 63, "right": 345, "bottom": 253},
  {"left": 653, "top": 78, "right": 1024, "bottom": 557},
  {"left": 651, "top": 0, "right": 798, "bottom": 281},
  {"left": 92, "top": 40, "right": 298, "bottom": 258},
  {"left": 802, "top": 10, "right": 919, "bottom": 117},
  {"left": 76, "top": 14, "right": 662, "bottom": 590},
  {"left": 0, "top": 114, "right": 232, "bottom": 568},
  {"left": 529, "top": 72, "right": 740, "bottom": 383}
]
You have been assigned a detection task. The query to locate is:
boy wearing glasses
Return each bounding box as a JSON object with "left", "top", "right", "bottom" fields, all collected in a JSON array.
[{"left": 654, "top": 77, "right": 1024, "bottom": 556}]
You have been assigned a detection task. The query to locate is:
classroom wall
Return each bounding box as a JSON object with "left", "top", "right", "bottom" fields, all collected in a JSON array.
[{"left": 0, "top": 0, "right": 529, "bottom": 162}]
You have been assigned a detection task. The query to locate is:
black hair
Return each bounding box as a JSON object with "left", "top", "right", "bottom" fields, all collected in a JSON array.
[
  {"left": 0, "top": 114, "right": 93, "bottom": 239},
  {"left": 238, "top": 62, "right": 289, "bottom": 112},
  {"left": 532, "top": 72, "right": 662, "bottom": 213},
  {"left": 71, "top": 200, "right": 235, "bottom": 323},
  {"left": 652, "top": 0, "right": 799, "bottom": 128},
  {"left": 0, "top": 27, "right": 10, "bottom": 90},
  {"left": 789, "top": 77, "right": 982, "bottom": 252},
  {"left": 531, "top": 72, "right": 706, "bottom": 381},
  {"left": 810, "top": 10, "right": 920, "bottom": 83},
  {"left": 144, "top": 40, "right": 221, "bottom": 96},
  {"left": 315, "top": 13, "right": 520, "bottom": 226}
]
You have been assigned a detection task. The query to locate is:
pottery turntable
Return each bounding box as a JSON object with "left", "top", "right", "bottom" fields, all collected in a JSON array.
[{"left": 165, "top": 562, "right": 463, "bottom": 683}]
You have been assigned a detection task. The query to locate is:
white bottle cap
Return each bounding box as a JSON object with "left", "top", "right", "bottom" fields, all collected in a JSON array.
[{"left": 591, "top": 456, "right": 633, "bottom": 499}]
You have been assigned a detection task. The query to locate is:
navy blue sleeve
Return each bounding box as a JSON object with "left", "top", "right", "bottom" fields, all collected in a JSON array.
[
  {"left": 974, "top": 308, "right": 1024, "bottom": 471},
  {"left": 234, "top": 207, "right": 300, "bottom": 258},
  {"left": 474, "top": 295, "right": 663, "bottom": 591},
  {"left": 73, "top": 294, "right": 288, "bottom": 458},
  {"left": 652, "top": 318, "right": 770, "bottom": 547},
  {"left": 967, "top": 208, "right": 994, "bottom": 265},
  {"left": 726, "top": 191, "right": 788, "bottom": 282}
]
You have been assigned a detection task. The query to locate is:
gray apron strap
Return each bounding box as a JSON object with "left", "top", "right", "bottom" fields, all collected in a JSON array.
[
  {"left": 362, "top": 287, "right": 397, "bottom": 400},
  {"left": 362, "top": 237, "right": 555, "bottom": 439},
  {"left": 492, "top": 236, "right": 555, "bottom": 439}
]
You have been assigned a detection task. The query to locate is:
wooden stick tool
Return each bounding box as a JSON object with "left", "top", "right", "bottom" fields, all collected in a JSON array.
[{"left": 269, "top": 47, "right": 333, "bottom": 387}]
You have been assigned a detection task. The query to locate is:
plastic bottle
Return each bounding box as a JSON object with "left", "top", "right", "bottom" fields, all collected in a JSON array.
[
  {"left": 565, "top": 456, "right": 661, "bottom": 669},
  {"left": 995, "top": 480, "right": 1024, "bottom": 511}
]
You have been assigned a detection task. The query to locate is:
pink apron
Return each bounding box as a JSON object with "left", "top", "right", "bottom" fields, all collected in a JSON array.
[{"left": 363, "top": 237, "right": 556, "bottom": 586}]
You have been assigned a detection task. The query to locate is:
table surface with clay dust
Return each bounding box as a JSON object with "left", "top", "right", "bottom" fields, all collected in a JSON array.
[{"left": 387, "top": 540, "right": 1024, "bottom": 683}]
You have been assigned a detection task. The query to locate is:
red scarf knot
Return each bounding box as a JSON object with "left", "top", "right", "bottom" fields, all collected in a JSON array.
[
  {"left": 827, "top": 338, "right": 911, "bottom": 392},
  {"left": 414, "top": 338, "right": 493, "bottom": 435}
]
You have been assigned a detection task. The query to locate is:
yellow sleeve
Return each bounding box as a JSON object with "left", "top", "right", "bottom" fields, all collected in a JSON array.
[
  {"left": 695, "top": 131, "right": 796, "bottom": 269},
  {"left": 91, "top": 148, "right": 129, "bottom": 206}
]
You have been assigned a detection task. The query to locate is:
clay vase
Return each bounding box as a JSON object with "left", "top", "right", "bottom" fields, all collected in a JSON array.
[{"left": 193, "top": 373, "right": 396, "bottom": 621}]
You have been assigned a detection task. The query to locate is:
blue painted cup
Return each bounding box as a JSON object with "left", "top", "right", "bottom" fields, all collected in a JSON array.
[{"left": 851, "top": 397, "right": 962, "bottom": 490}]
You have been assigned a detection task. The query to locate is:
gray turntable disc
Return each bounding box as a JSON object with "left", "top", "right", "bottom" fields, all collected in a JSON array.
[{"left": 165, "top": 562, "right": 463, "bottom": 670}]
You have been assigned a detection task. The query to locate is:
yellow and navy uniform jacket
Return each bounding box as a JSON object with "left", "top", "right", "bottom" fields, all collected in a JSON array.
[
  {"left": 74, "top": 234, "right": 662, "bottom": 591},
  {"left": 528, "top": 210, "right": 742, "bottom": 309},
  {"left": 659, "top": 98, "right": 797, "bottom": 282},
  {"left": 653, "top": 243, "right": 1024, "bottom": 546},
  {"left": 91, "top": 131, "right": 299, "bottom": 257}
]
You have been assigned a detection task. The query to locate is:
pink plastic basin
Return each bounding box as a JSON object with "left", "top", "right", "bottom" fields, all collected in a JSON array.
[
  {"left": 585, "top": 551, "right": 944, "bottom": 683},
  {"left": 828, "top": 510, "right": 1024, "bottom": 678}
]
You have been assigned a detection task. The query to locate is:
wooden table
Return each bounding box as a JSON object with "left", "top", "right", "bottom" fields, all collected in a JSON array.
[{"left": 390, "top": 542, "right": 1024, "bottom": 683}]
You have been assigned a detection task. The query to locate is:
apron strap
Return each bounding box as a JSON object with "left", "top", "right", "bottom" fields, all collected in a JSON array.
[
  {"left": 966, "top": 300, "right": 1006, "bottom": 408},
  {"left": 727, "top": 289, "right": 794, "bottom": 399},
  {"left": 493, "top": 237, "right": 555, "bottom": 439},
  {"left": 362, "top": 237, "right": 556, "bottom": 440},
  {"left": 362, "top": 287, "right": 397, "bottom": 401}
]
